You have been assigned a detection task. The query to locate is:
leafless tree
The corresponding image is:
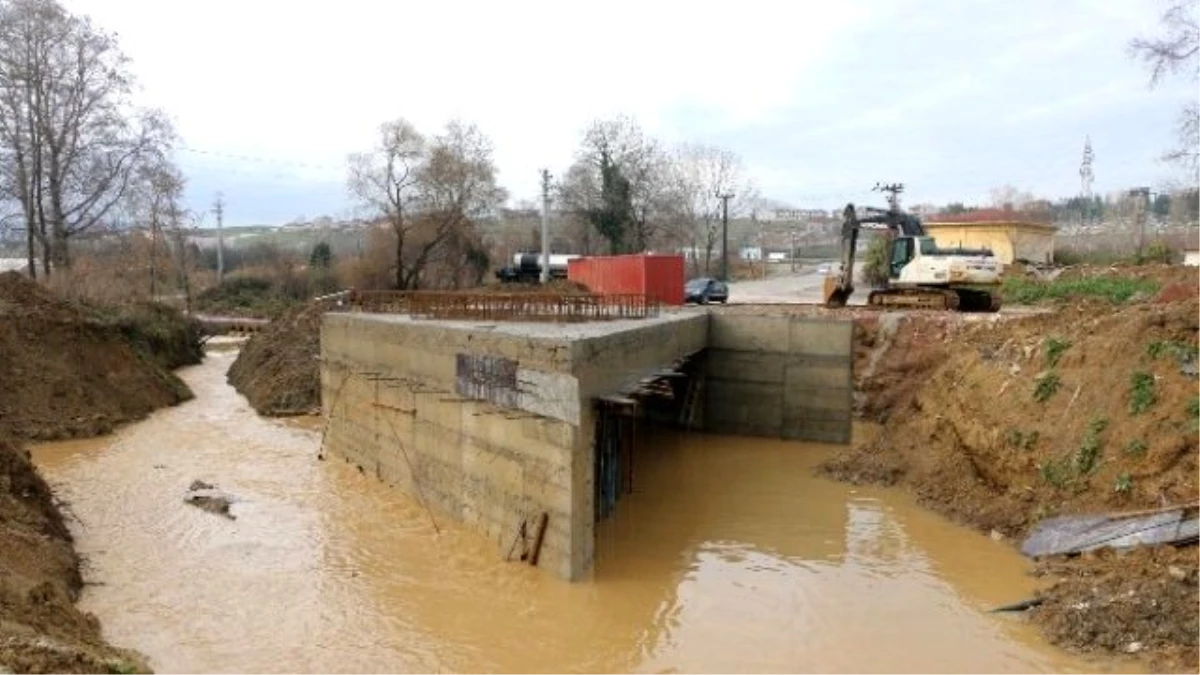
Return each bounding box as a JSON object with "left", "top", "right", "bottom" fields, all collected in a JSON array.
[
  {"left": 347, "top": 118, "right": 506, "bottom": 289},
  {"left": 1129, "top": 0, "right": 1200, "bottom": 174},
  {"left": 0, "top": 0, "right": 175, "bottom": 276},
  {"left": 124, "top": 158, "right": 185, "bottom": 298},
  {"left": 988, "top": 184, "right": 1036, "bottom": 211},
  {"left": 669, "top": 143, "right": 757, "bottom": 274},
  {"left": 347, "top": 118, "right": 424, "bottom": 289},
  {"left": 410, "top": 120, "right": 507, "bottom": 288}
]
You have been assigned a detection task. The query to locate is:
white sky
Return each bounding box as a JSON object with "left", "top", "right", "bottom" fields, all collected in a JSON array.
[{"left": 62, "top": 0, "right": 1199, "bottom": 225}]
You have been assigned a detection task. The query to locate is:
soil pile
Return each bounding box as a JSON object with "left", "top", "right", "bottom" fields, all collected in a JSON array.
[
  {"left": 0, "top": 436, "right": 149, "bottom": 673},
  {"left": 1031, "top": 546, "right": 1199, "bottom": 671},
  {"left": 227, "top": 301, "right": 325, "bottom": 416},
  {"left": 0, "top": 272, "right": 194, "bottom": 440},
  {"left": 825, "top": 293, "right": 1199, "bottom": 670}
]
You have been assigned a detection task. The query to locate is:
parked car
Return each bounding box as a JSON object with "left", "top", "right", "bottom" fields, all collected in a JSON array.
[{"left": 684, "top": 277, "right": 729, "bottom": 304}]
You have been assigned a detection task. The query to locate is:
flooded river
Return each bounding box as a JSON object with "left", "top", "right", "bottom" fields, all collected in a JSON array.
[{"left": 32, "top": 350, "right": 1138, "bottom": 673}]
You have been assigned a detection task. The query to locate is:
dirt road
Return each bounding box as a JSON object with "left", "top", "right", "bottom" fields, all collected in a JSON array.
[{"left": 726, "top": 262, "right": 865, "bottom": 305}]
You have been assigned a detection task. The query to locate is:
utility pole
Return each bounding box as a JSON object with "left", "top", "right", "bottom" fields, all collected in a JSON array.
[
  {"left": 540, "top": 169, "right": 551, "bottom": 284},
  {"left": 717, "top": 192, "right": 734, "bottom": 281},
  {"left": 1079, "top": 136, "right": 1094, "bottom": 225},
  {"left": 790, "top": 225, "right": 797, "bottom": 273},
  {"left": 1129, "top": 186, "right": 1151, "bottom": 261},
  {"left": 213, "top": 193, "right": 226, "bottom": 285}
]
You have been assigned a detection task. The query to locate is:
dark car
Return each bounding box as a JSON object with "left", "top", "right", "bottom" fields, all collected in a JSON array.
[{"left": 684, "top": 277, "right": 728, "bottom": 304}]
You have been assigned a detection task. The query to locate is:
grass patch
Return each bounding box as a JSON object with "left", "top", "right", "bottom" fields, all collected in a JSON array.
[
  {"left": 1043, "top": 417, "right": 1108, "bottom": 487},
  {"left": 1145, "top": 340, "right": 1196, "bottom": 362},
  {"left": 1044, "top": 337, "right": 1072, "bottom": 367},
  {"left": 1040, "top": 458, "right": 1072, "bottom": 488},
  {"left": 1114, "top": 473, "right": 1133, "bottom": 495},
  {"left": 1000, "top": 276, "right": 1160, "bottom": 305},
  {"left": 1006, "top": 428, "right": 1040, "bottom": 450},
  {"left": 1033, "top": 372, "right": 1061, "bottom": 403},
  {"left": 1129, "top": 371, "right": 1156, "bottom": 415},
  {"left": 1123, "top": 438, "right": 1148, "bottom": 457},
  {"left": 1074, "top": 417, "right": 1107, "bottom": 475}
]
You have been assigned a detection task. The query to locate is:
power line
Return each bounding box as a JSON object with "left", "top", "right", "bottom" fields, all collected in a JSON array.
[{"left": 175, "top": 145, "right": 344, "bottom": 172}]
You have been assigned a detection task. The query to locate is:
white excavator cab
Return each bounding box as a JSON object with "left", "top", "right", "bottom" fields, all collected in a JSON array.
[{"left": 890, "top": 236, "right": 1003, "bottom": 287}]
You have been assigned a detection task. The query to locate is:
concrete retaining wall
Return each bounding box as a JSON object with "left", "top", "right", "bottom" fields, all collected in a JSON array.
[
  {"left": 705, "top": 310, "right": 853, "bottom": 444},
  {"left": 320, "top": 311, "right": 709, "bottom": 581}
]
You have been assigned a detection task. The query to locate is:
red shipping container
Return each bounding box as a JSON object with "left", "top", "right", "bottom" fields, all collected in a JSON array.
[{"left": 567, "top": 254, "right": 685, "bottom": 306}]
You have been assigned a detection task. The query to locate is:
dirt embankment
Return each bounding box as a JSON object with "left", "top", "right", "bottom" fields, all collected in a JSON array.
[
  {"left": 227, "top": 301, "right": 325, "bottom": 416},
  {"left": 825, "top": 265, "right": 1199, "bottom": 671},
  {"left": 0, "top": 437, "right": 149, "bottom": 673},
  {"left": 0, "top": 272, "right": 199, "bottom": 440},
  {"left": 0, "top": 271, "right": 202, "bottom": 673}
]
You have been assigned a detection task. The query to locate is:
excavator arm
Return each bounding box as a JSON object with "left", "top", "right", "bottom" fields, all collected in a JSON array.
[{"left": 824, "top": 204, "right": 905, "bottom": 308}]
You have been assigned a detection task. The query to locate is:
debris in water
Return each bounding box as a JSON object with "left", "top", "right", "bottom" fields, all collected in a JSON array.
[
  {"left": 1020, "top": 503, "right": 1199, "bottom": 558},
  {"left": 988, "top": 597, "right": 1045, "bottom": 613},
  {"left": 184, "top": 480, "right": 236, "bottom": 520}
]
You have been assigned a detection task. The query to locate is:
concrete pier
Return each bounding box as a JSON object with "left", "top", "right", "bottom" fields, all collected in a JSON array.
[{"left": 320, "top": 307, "right": 853, "bottom": 581}]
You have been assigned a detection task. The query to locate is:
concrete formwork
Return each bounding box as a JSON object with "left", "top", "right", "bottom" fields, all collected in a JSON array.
[{"left": 320, "top": 306, "right": 853, "bottom": 581}]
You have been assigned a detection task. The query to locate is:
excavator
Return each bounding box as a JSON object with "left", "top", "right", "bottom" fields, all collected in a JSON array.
[{"left": 823, "top": 183, "right": 1002, "bottom": 312}]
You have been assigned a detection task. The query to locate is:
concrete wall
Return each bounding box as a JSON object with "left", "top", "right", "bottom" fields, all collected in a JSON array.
[
  {"left": 925, "top": 222, "right": 1056, "bottom": 266},
  {"left": 320, "top": 311, "right": 708, "bottom": 581},
  {"left": 705, "top": 310, "right": 853, "bottom": 444},
  {"left": 566, "top": 313, "right": 708, "bottom": 576}
]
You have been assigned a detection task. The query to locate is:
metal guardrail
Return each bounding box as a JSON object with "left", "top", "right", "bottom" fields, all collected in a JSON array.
[{"left": 347, "top": 290, "right": 660, "bottom": 322}]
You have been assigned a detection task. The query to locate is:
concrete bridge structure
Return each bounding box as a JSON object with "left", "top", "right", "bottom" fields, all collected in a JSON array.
[{"left": 319, "top": 305, "right": 854, "bottom": 581}]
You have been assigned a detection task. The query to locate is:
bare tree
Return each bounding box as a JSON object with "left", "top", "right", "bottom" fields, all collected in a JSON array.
[
  {"left": 346, "top": 118, "right": 506, "bottom": 289},
  {"left": 0, "top": 0, "right": 174, "bottom": 276},
  {"left": 988, "top": 184, "right": 1036, "bottom": 211},
  {"left": 124, "top": 158, "right": 184, "bottom": 298},
  {"left": 410, "top": 120, "right": 507, "bottom": 288},
  {"left": 347, "top": 118, "right": 424, "bottom": 289},
  {"left": 1129, "top": 0, "right": 1200, "bottom": 174},
  {"left": 670, "top": 143, "right": 756, "bottom": 274}
]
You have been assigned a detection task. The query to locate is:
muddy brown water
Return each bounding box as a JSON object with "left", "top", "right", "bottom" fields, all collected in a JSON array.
[{"left": 32, "top": 351, "right": 1142, "bottom": 674}]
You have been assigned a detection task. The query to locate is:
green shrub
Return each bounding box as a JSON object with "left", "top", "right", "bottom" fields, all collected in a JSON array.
[
  {"left": 1001, "top": 276, "right": 1160, "bottom": 305},
  {"left": 1044, "top": 337, "right": 1072, "bottom": 367},
  {"left": 1033, "top": 372, "right": 1061, "bottom": 403},
  {"left": 862, "top": 236, "right": 892, "bottom": 288},
  {"left": 1123, "top": 439, "right": 1147, "bottom": 457},
  {"left": 1129, "top": 371, "right": 1156, "bottom": 415}
]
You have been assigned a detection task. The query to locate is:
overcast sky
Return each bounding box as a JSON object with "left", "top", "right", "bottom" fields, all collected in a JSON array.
[{"left": 63, "top": 0, "right": 1198, "bottom": 226}]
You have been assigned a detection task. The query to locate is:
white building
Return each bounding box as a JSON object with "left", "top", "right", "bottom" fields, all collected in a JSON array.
[{"left": 0, "top": 258, "right": 35, "bottom": 274}]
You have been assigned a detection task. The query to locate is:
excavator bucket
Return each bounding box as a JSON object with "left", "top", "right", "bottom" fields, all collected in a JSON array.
[{"left": 823, "top": 276, "right": 850, "bottom": 308}]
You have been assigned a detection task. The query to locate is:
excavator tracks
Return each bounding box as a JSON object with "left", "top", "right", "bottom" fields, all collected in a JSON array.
[{"left": 865, "top": 287, "right": 1000, "bottom": 313}]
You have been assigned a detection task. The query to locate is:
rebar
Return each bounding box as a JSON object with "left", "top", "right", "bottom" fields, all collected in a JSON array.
[{"left": 347, "top": 290, "right": 660, "bottom": 322}]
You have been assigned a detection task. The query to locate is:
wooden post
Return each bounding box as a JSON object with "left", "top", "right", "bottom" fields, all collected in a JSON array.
[{"left": 528, "top": 512, "right": 550, "bottom": 567}]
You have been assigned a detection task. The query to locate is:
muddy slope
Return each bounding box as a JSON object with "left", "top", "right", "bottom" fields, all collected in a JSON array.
[
  {"left": 0, "top": 272, "right": 195, "bottom": 440},
  {"left": 0, "top": 436, "right": 149, "bottom": 673},
  {"left": 227, "top": 301, "right": 324, "bottom": 416},
  {"left": 826, "top": 290, "right": 1199, "bottom": 671},
  {"left": 0, "top": 271, "right": 201, "bottom": 673},
  {"left": 829, "top": 300, "right": 1198, "bottom": 531}
]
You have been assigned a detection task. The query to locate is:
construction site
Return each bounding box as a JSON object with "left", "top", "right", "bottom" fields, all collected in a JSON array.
[{"left": 2, "top": 226, "right": 1197, "bottom": 672}]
